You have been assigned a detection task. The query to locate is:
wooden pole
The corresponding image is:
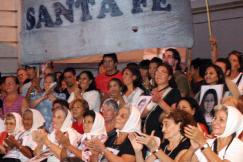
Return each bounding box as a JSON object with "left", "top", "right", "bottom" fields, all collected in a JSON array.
[{"left": 205, "top": 0, "right": 212, "bottom": 36}]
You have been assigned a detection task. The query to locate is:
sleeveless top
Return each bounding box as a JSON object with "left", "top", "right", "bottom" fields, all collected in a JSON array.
[{"left": 2, "top": 95, "right": 25, "bottom": 116}]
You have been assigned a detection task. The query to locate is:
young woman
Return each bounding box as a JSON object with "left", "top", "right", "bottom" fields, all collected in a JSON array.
[
  {"left": 31, "top": 74, "right": 66, "bottom": 131},
  {"left": 181, "top": 105, "right": 243, "bottom": 162},
  {"left": 122, "top": 65, "right": 144, "bottom": 106},
  {"left": 1, "top": 76, "right": 29, "bottom": 117},
  {"left": 107, "top": 78, "right": 125, "bottom": 106},
  {"left": 70, "top": 99, "right": 89, "bottom": 134},
  {"left": 59, "top": 110, "right": 107, "bottom": 162},
  {"left": 77, "top": 71, "right": 101, "bottom": 112},
  {"left": 1, "top": 109, "right": 45, "bottom": 162},
  {"left": 129, "top": 109, "right": 194, "bottom": 162},
  {"left": 177, "top": 97, "right": 208, "bottom": 134}
]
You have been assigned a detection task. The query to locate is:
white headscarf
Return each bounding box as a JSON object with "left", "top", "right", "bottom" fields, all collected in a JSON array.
[
  {"left": 118, "top": 106, "right": 141, "bottom": 133},
  {"left": 27, "top": 109, "right": 45, "bottom": 131},
  {"left": 60, "top": 110, "right": 73, "bottom": 132},
  {"left": 11, "top": 112, "right": 24, "bottom": 135},
  {"left": 218, "top": 105, "right": 243, "bottom": 138}
]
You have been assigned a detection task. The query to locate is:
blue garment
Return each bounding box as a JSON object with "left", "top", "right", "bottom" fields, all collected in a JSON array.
[{"left": 30, "top": 92, "right": 66, "bottom": 132}]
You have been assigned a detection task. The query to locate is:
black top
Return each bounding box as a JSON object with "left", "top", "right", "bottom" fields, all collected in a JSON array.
[
  {"left": 105, "top": 132, "right": 135, "bottom": 156},
  {"left": 160, "top": 138, "right": 190, "bottom": 159},
  {"left": 144, "top": 88, "right": 181, "bottom": 138}
]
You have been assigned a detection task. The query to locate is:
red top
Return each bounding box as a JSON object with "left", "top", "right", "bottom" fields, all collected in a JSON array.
[
  {"left": 95, "top": 71, "right": 123, "bottom": 94},
  {"left": 198, "top": 123, "right": 209, "bottom": 135},
  {"left": 72, "top": 121, "right": 84, "bottom": 134},
  {"left": 0, "top": 131, "right": 8, "bottom": 145}
]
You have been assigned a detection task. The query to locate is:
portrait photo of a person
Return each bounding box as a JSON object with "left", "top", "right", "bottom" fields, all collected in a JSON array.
[{"left": 200, "top": 88, "right": 218, "bottom": 132}]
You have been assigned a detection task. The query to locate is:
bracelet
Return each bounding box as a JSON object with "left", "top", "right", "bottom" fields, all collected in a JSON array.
[
  {"left": 200, "top": 143, "right": 209, "bottom": 151},
  {"left": 151, "top": 148, "right": 160, "bottom": 154}
]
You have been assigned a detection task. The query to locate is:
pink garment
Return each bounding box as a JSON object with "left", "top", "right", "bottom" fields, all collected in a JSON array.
[{"left": 2, "top": 96, "right": 25, "bottom": 117}]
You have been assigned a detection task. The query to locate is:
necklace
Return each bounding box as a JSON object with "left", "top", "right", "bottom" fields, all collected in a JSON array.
[{"left": 163, "top": 136, "right": 185, "bottom": 157}]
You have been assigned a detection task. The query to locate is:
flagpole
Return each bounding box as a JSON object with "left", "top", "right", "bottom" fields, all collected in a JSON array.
[{"left": 205, "top": 0, "right": 212, "bottom": 36}]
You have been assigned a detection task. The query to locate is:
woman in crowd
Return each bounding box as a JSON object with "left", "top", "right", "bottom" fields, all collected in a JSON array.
[
  {"left": 143, "top": 63, "right": 181, "bottom": 138},
  {"left": 1, "top": 76, "right": 29, "bottom": 117},
  {"left": 122, "top": 65, "right": 144, "bottom": 106},
  {"left": 228, "top": 51, "right": 243, "bottom": 95},
  {"left": 77, "top": 71, "right": 101, "bottom": 112},
  {"left": 59, "top": 110, "right": 107, "bottom": 162},
  {"left": 200, "top": 89, "right": 218, "bottom": 132},
  {"left": 89, "top": 105, "right": 141, "bottom": 162},
  {"left": 32, "top": 106, "right": 80, "bottom": 162},
  {"left": 129, "top": 109, "right": 194, "bottom": 162},
  {"left": 107, "top": 78, "right": 125, "bottom": 106},
  {"left": 181, "top": 105, "right": 243, "bottom": 162},
  {"left": 177, "top": 97, "right": 208, "bottom": 134},
  {"left": 30, "top": 74, "right": 66, "bottom": 130},
  {"left": 1, "top": 109, "right": 45, "bottom": 162},
  {"left": 100, "top": 98, "right": 119, "bottom": 137},
  {"left": 0, "top": 113, "right": 23, "bottom": 156},
  {"left": 70, "top": 99, "right": 89, "bottom": 134}
]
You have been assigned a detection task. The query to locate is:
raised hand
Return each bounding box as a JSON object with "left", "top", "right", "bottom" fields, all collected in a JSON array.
[
  {"left": 128, "top": 133, "right": 143, "bottom": 152},
  {"left": 184, "top": 125, "right": 206, "bottom": 147}
]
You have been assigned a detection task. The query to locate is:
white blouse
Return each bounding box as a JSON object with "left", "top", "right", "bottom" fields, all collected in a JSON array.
[
  {"left": 83, "top": 90, "right": 101, "bottom": 112},
  {"left": 123, "top": 87, "right": 144, "bottom": 106}
]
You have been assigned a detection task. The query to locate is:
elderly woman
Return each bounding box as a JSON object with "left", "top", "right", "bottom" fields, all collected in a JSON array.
[
  {"left": 181, "top": 105, "right": 243, "bottom": 162},
  {"left": 128, "top": 109, "right": 195, "bottom": 162},
  {"left": 100, "top": 98, "right": 119, "bottom": 137},
  {"left": 89, "top": 105, "right": 141, "bottom": 162},
  {"left": 32, "top": 106, "right": 80, "bottom": 162}
]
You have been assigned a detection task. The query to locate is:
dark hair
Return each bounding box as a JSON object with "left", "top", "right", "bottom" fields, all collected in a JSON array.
[
  {"left": 150, "top": 57, "right": 163, "bottom": 66},
  {"left": 62, "top": 157, "right": 84, "bottom": 162},
  {"left": 156, "top": 63, "right": 177, "bottom": 88},
  {"left": 191, "top": 58, "right": 201, "bottom": 70},
  {"left": 63, "top": 67, "right": 76, "bottom": 76},
  {"left": 108, "top": 78, "right": 124, "bottom": 90},
  {"left": 216, "top": 58, "right": 231, "bottom": 74},
  {"left": 139, "top": 59, "right": 150, "bottom": 70},
  {"left": 199, "top": 59, "right": 212, "bottom": 78},
  {"left": 53, "top": 99, "right": 69, "bottom": 109},
  {"left": 204, "top": 64, "right": 225, "bottom": 85},
  {"left": 78, "top": 71, "right": 96, "bottom": 91},
  {"left": 103, "top": 53, "right": 118, "bottom": 63},
  {"left": 70, "top": 99, "right": 89, "bottom": 113},
  {"left": 178, "top": 97, "right": 208, "bottom": 128},
  {"left": 200, "top": 89, "right": 218, "bottom": 116},
  {"left": 0, "top": 76, "right": 6, "bottom": 86},
  {"left": 122, "top": 65, "right": 142, "bottom": 93},
  {"left": 84, "top": 110, "right": 96, "bottom": 122},
  {"left": 160, "top": 109, "right": 196, "bottom": 136},
  {"left": 5, "top": 76, "right": 20, "bottom": 85},
  {"left": 165, "top": 48, "right": 181, "bottom": 71},
  {"left": 228, "top": 50, "right": 243, "bottom": 72}
]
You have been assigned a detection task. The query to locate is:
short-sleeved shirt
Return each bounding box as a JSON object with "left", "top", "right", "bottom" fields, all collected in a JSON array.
[
  {"left": 144, "top": 88, "right": 181, "bottom": 138},
  {"left": 105, "top": 132, "right": 135, "bottom": 157},
  {"left": 95, "top": 71, "right": 123, "bottom": 94},
  {"left": 2, "top": 96, "right": 25, "bottom": 117}
]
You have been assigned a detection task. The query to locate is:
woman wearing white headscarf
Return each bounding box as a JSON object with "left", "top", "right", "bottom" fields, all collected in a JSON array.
[
  {"left": 33, "top": 106, "right": 80, "bottom": 162},
  {"left": 180, "top": 105, "right": 243, "bottom": 162},
  {"left": 90, "top": 105, "right": 141, "bottom": 162},
  {"left": 1, "top": 111, "right": 41, "bottom": 162},
  {"left": 59, "top": 110, "right": 107, "bottom": 162}
]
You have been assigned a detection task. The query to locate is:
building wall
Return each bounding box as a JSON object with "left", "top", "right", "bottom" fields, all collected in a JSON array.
[{"left": 0, "top": 0, "right": 20, "bottom": 75}]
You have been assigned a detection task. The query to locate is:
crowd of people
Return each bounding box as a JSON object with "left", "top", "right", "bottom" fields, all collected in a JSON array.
[{"left": 0, "top": 47, "right": 242, "bottom": 162}]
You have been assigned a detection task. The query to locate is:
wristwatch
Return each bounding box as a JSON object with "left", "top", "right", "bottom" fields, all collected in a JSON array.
[{"left": 200, "top": 143, "right": 210, "bottom": 151}]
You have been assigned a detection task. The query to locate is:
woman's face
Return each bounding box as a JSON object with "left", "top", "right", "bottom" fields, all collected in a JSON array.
[
  {"left": 44, "top": 76, "right": 54, "bottom": 90},
  {"left": 83, "top": 115, "right": 94, "bottom": 133},
  {"left": 5, "top": 118, "right": 16, "bottom": 134},
  {"left": 23, "top": 111, "right": 33, "bottom": 131},
  {"left": 71, "top": 101, "right": 85, "bottom": 119},
  {"left": 122, "top": 69, "right": 135, "bottom": 86},
  {"left": 203, "top": 93, "right": 216, "bottom": 113},
  {"left": 5, "top": 77, "right": 18, "bottom": 94},
  {"left": 101, "top": 104, "right": 116, "bottom": 122},
  {"left": 61, "top": 80, "right": 67, "bottom": 90},
  {"left": 162, "top": 118, "right": 181, "bottom": 140},
  {"left": 177, "top": 100, "right": 195, "bottom": 116},
  {"left": 155, "top": 66, "right": 170, "bottom": 86},
  {"left": 229, "top": 54, "right": 240, "bottom": 71},
  {"left": 115, "top": 108, "right": 129, "bottom": 130},
  {"left": 79, "top": 73, "right": 91, "bottom": 91},
  {"left": 52, "top": 109, "right": 66, "bottom": 130},
  {"left": 212, "top": 110, "right": 227, "bottom": 136},
  {"left": 204, "top": 67, "right": 218, "bottom": 85},
  {"left": 108, "top": 80, "right": 121, "bottom": 96}
]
